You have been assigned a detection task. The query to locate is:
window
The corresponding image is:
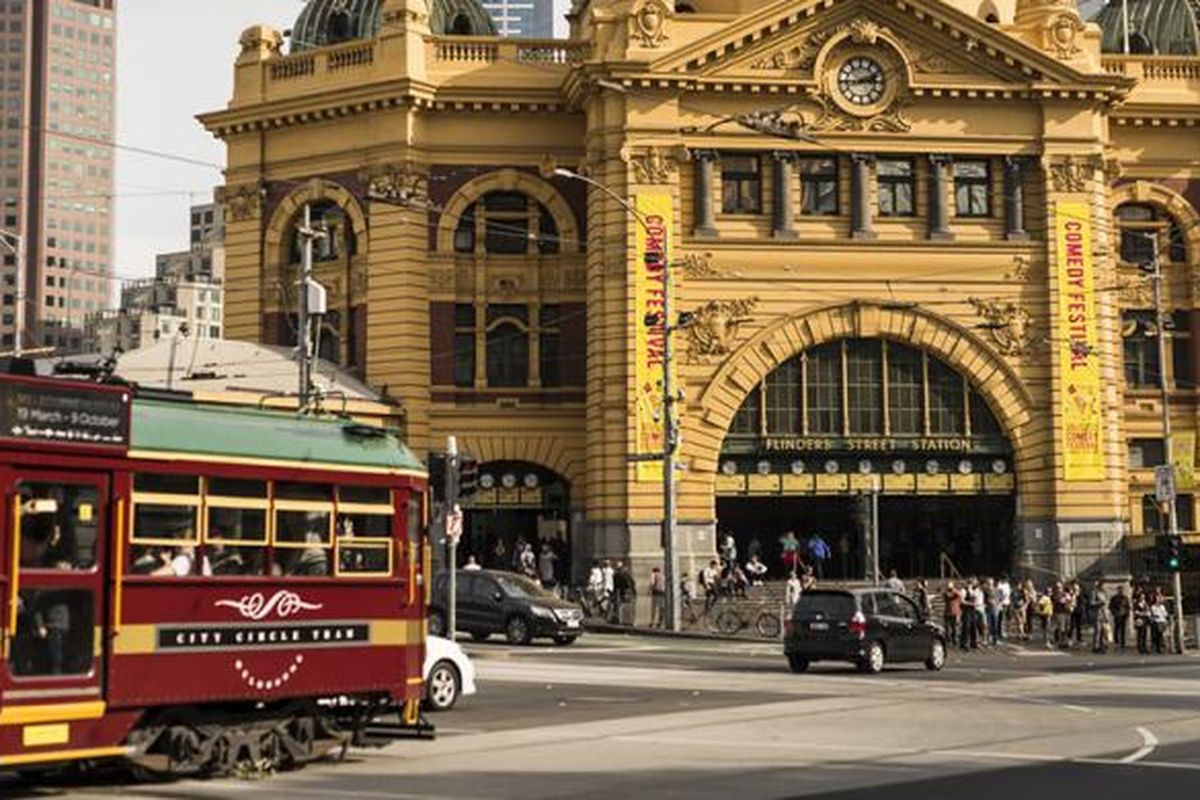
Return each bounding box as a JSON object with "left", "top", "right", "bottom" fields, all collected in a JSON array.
[
  {"left": 1143, "top": 494, "right": 1195, "bottom": 534},
  {"left": 273, "top": 482, "right": 333, "bottom": 577},
  {"left": 486, "top": 315, "right": 529, "bottom": 388},
  {"left": 454, "top": 303, "right": 476, "bottom": 388},
  {"left": 1129, "top": 438, "right": 1166, "bottom": 469},
  {"left": 927, "top": 359, "right": 965, "bottom": 435},
  {"left": 129, "top": 473, "right": 201, "bottom": 576},
  {"left": 877, "top": 159, "right": 915, "bottom": 217},
  {"left": 806, "top": 343, "right": 843, "bottom": 435},
  {"left": 16, "top": 482, "right": 99, "bottom": 571},
  {"left": 953, "top": 160, "right": 990, "bottom": 217},
  {"left": 1170, "top": 311, "right": 1194, "bottom": 389},
  {"left": 887, "top": 344, "right": 923, "bottom": 436},
  {"left": 205, "top": 478, "right": 268, "bottom": 576},
  {"left": 720, "top": 155, "right": 762, "bottom": 214},
  {"left": 799, "top": 158, "right": 838, "bottom": 215},
  {"left": 730, "top": 390, "right": 761, "bottom": 436},
  {"left": 765, "top": 358, "right": 801, "bottom": 435},
  {"left": 846, "top": 339, "right": 883, "bottom": 434},
  {"left": 1123, "top": 310, "right": 1160, "bottom": 389},
  {"left": 1117, "top": 204, "right": 1187, "bottom": 265},
  {"left": 453, "top": 192, "right": 559, "bottom": 256},
  {"left": 336, "top": 487, "right": 393, "bottom": 576},
  {"left": 289, "top": 201, "right": 353, "bottom": 264}
]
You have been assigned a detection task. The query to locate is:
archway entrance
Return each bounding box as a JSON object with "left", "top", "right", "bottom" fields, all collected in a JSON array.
[
  {"left": 715, "top": 338, "right": 1016, "bottom": 581},
  {"left": 462, "top": 461, "right": 571, "bottom": 582}
]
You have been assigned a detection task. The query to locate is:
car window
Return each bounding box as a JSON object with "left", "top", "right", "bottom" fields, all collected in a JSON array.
[
  {"left": 894, "top": 594, "right": 921, "bottom": 621},
  {"left": 859, "top": 593, "right": 877, "bottom": 615},
  {"left": 493, "top": 572, "right": 555, "bottom": 600},
  {"left": 872, "top": 593, "right": 898, "bottom": 617},
  {"left": 475, "top": 577, "right": 500, "bottom": 600},
  {"left": 792, "top": 593, "right": 855, "bottom": 620},
  {"left": 455, "top": 574, "right": 475, "bottom": 599}
]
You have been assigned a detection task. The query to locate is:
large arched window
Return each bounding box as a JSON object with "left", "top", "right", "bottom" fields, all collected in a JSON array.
[
  {"left": 1117, "top": 203, "right": 1186, "bottom": 265},
  {"left": 485, "top": 305, "right": 530, "bottom": 388},
  {"left": 453, "top": 191, "right": 560, "bottom": 256},
  {"left": 289, "top": 200, "right": 356, "bottom": 264},
  {"left": 728, "top": 339, "right": 1001, "bottom": 440}
]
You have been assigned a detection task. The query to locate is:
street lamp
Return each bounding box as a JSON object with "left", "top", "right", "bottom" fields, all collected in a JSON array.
[
  {"left": 0, "top": 229, "right": 24, "bottom": 356},
  {"left": 553, "top": 166, "right": 686, "bottom": 633}
]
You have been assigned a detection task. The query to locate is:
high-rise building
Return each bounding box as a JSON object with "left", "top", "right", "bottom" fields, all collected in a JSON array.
[
  {"left": 0, "top": 0, "right": 117, "bottom": 355},
  {"left": 479, "top": 0, "right": 554, "bottom": 37}
]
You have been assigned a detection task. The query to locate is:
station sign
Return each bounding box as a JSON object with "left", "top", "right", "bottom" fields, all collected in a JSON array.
[{"left": 0, "top": 377, "right": 130, "bottom": 448}]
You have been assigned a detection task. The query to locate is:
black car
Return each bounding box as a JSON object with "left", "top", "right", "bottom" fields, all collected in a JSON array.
[
  {"left": 784, "top": 588, "right": 946, "bottom": 674},
  {"left": 429, "top": 569, "right": 585, "bottom": 645}
]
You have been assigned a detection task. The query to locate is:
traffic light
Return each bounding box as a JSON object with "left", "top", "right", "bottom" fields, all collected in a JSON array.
[
  {"left": 1165, "top": 534, "right": 1184, "bottom": 572},
  {"left": 427, "top": 452, "right": 447, "bottom": 503},
  {"left": 457, "top": 455, "right": 479, "bottom": 501}
]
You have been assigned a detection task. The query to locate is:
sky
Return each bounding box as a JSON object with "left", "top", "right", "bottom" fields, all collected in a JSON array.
[{"left": 114, "top": 0, "right": 571, "bottom": 280}]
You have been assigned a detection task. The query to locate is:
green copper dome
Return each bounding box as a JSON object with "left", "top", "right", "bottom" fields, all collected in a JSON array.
[
  {"left": 1091, "top": 0, "right": 1199, "bottom": 55},
  {"left": 292, "top": 0, "right": 496, "bottom": 51}
]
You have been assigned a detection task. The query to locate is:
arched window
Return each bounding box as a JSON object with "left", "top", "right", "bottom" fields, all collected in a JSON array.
[
  {"left": 453, "top": 191, "right": 560, "bottom": 256},
  {"left": 486, "top": 304, "right": 530, "bottom": 388},
  {"left": 1116, "top": 203, "right": 1187, "bottom": 265},
  {"left": 449, "top": 13, "right": 473, "bottom": 35},
  {"left": 328, "top": 10, "right": 352, "bottom": 43},
  {"left": 1129, "top": 32, "right": 1155, "bottom": 55},
  {"left": 290, "top": 200, "right": 355, "bottom": 264}
]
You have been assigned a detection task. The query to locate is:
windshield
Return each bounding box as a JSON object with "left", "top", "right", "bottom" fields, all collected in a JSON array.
[
  {"left": 793, "top": 593, "right": 855, "bottom": 620},
  {"left": 494, "top": 572, "right": 554, "bottom": 600}
]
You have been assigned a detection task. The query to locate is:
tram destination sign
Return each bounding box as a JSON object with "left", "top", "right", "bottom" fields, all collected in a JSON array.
[{"left": 0, "top": 379, "right": 129, "bottom": 448}]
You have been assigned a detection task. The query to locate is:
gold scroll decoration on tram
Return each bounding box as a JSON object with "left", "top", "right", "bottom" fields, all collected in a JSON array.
[{"left": 1055, "top": 201, "right": 1104, "bottom": 482}]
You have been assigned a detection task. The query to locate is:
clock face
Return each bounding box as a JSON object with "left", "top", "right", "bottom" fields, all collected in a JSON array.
[{"left": 837, "top": 57, "right": 886, "bottom": 106}]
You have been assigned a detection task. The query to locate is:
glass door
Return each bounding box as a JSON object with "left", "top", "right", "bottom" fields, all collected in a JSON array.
[{"left": 4, "top": 472, "right": 107, "bottom": 698}]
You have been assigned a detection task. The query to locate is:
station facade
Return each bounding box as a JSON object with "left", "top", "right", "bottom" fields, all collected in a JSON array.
[{"left": 201, "top": 0, "right": 1200, "bottom": 583}]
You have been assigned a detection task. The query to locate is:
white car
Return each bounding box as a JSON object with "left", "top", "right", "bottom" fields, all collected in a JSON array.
[{"left": 423, "top": 635, "right": 477, "bottom": 712}]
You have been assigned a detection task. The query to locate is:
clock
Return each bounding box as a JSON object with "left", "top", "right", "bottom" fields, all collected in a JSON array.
[{"left": 837, "top": 57, "right": 886, "bottom": 107}]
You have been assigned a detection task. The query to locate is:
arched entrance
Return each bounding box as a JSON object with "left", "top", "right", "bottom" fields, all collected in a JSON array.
[
  {"left": 463, "top": 461, "right": 571, "bottom": 582},
  {"left": 715, "top": 337, "right": 1016, "bottom": 580}
]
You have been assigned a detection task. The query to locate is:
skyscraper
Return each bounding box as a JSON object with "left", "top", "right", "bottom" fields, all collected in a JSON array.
[
  {"left": 0, "top": 0, "right": 117, "bottom": 354},
  {"left": 479, "top": 0, "right": 555, "bottom": 38}
]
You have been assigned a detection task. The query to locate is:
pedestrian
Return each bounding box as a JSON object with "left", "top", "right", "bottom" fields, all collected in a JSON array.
[
  {"left": 745, "top": 554, "right": 768, "bottom": 586},
  {"left": 649, "top": 567, "right": 666, "bottom": 628},
  {"left": 996, "top": 576, "right": 1012, "bottom": 641},
  {"left": 701, "top": 559, "right": 720, "bottom": 612},
  {"left": 1051, "top": 581, "right": 1071, "bottom": 648},
  {"left": 914, "top": 579, "right": 932, "bottom": 620},
  {"left": 785, "top": 571, "right": 802, "bottom": 609},
  {"left": 884, "top": 569, "right": 904, "bottom": 593},
  {"left": 983, "top": 578, "right": 1001, "bottom": 646},
  {"left": 800, "top": 565, "right": 817, "bottom": 592},
  {"left": 806, "top": 533, "right": 831, "bottom": 579},
  {"left": 719, "top": 532, "right": 738, "bottom": 566},
  {"left": 463, "top": 554, "right": 482, "bottom": 571},
  {"left": 1035, "top": 588, "right": 1054, "bottom": 648},
  {"left": 615, "top": 561, "right": 636, "bottom": 625},
  {"left": 1088, "top": 581, "right": 1109, "bottom": 654},
  {"left": 1010, "top": 579, "right": 1027, "bottom": 641},
  {"left": 1133, "top": 589, "right": 1151, "bottom": 655},
  {"left": 1109, "top": 585, "right": 1131, "bottom": 651},
  {"left": 942, "top": 581, "right": 962, "bottom": 648},
  {"left": 1149, "top": 593, "right": 1169, "bottom": 654},
  {"left": 537, "top": 542, "right": 557, "bottom": 590},
  {"left": 586, "top": 560, "right": 605, "bottom": 617},
  {"left": 519, "top": 541, "right": 537, "bottom": 579},
  {"left": 779, "top": 531, "right": 800, "bottom": 575},
  {"left": 960, "top": 579, "right": 980, "bottom": 650},
  {"left": 607, "top": 560, "right": 623, "bottom": 623},
  {"left": 1067, "top": 580, "right": 1084, "bottom": 648}
]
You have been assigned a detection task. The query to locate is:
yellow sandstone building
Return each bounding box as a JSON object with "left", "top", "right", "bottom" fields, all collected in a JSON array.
[{"left": 201, "top": 0, "right": 1200, "bottom": 585}]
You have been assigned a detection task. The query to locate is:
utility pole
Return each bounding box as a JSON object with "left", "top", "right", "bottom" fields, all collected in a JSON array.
[
  {"left": 0, "top": 230, "right": 23, "bottom": 355},
  {"left": 661, "top": 251, "right": 681, "bottom": 633},
  {"left": 295, "top": 203, "right": 321, "bottom": 410},
  {"left": 445, "top": 435, "right": 460, "bottom": 641},
  {"left": 1148, "top": 235, "right": 1187, "bottom": 653},
  {"left": 871, "top": 475, "right": 881, "bottom": 585}
]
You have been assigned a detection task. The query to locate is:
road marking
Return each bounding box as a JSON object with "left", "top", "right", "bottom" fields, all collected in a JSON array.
[{"left": 1119, "top": 726, "right": 1159, "bottom": 764}]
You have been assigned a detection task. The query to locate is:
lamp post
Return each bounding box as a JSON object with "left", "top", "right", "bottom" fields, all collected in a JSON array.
[
  {"left": 553, "top": 167, "right": 684, "bottom": 632},
  {"left": 0, "top": 229, "right": 24, "bottom": 356}
]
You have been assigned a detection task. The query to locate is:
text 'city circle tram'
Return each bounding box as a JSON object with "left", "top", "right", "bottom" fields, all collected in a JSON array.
[{"left": 0, "top": 363, "right": 431, "bottom": 778}]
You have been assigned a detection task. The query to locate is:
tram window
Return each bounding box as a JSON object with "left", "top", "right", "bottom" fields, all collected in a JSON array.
[
  {"left": 131, "top": 504, "right": 198, "bottom": 543},
  {"left": 276, "top": 482, "right": 333, "bottom": 502},
  {"left": 208, "top": 478, "right": 267, "bottom": 498},
  {"left": 133, "top": 473, "right": 199, "bottom": 495},
  {"left": 337, "top": 513, "right": 391, "bottom": 538},
  {"left": 407, "top": 494, "right": 424, "bottom": 545},
  {"left": 205, "top": 507, "right": 268, "bottom": 576},
  {"left": 9, "top": 589, "right": 94, "bottom": 678},
  {"left": 274, "top": 511, "right": 332, "bottom": 577},
  {"left": 17, "top": 482, "right": 98, "bottom": 571},
  {"left": 339, "top": 486, "right": 391, "bottom": 505},
  {"left": 336, "top": 503, "right": 393, "bottom": 576}
]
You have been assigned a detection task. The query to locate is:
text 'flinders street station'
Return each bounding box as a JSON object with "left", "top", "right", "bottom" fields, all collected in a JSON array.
[{"left": 200, "top": 0, "right": 1200, "bottom": 583}]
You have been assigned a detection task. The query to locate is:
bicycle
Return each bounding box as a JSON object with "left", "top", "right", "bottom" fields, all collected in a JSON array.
[{"left": 713, "top": 602, "right": 783, "bottom": 639}]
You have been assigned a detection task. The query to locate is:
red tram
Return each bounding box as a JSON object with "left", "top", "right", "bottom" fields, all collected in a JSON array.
[{"left": 0, "top": 371, "right": 430, "bottom": 776}]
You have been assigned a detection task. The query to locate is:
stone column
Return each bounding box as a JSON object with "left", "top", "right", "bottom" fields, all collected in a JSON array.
[
  {"left": 928, "top": 154, "right": 954, "bottom": 241},
  {"left": 850, "top": 154, "right": 875, "bottom": 240},
  {"left": 771, "top": 151, "right": 797, "bottom": 239},
  {"left": 692, "top": 149, "right": 718, "bottom": 238},
  {"left": 1004, "top": 156, "right": 1029, "bottom": 241}
]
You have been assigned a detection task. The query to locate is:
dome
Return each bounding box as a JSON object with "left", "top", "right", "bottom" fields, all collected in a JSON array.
[
  {"left": 1091, "top": 0, "right": 1199, "bottom": 55},
  {"left": 291, "top": 0, "right": 496, "bottom": 51}
]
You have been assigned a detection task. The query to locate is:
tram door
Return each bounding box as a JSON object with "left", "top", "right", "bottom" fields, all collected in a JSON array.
[{"left": 2, "top": 471, "right": 109, "bottom": 704}]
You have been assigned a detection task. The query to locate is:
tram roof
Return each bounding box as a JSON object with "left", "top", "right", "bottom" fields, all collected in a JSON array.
[{"left": 130, "top": 398, "right": 425, "bottom": 477}]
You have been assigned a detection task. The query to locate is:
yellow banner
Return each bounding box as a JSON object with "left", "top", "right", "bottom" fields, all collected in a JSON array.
[
  {"left": 1056, "top": 202, "right": 1104, "bottom": 481},
  {"left": 635, "top": 194, "right": 674, "bottom": 482},
  {"left": 1173, "top": 431, "right": 1196, "bottom": 491}
]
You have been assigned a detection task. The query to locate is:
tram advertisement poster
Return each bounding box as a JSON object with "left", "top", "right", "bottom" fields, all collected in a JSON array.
[
  {"left": 634, "top": 193, "right": 676, "bottom": 482},
  {"left": 1055, "top": 201, "right": 1103, "bottom": 482},
  {"left": 0, "top": 378, "right": 129, "bottom": 447}
]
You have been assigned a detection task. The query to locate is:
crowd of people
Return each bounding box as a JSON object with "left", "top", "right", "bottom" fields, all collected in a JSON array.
[{"left": 938, "top": 577, "right": 1177, "bottom": 654}]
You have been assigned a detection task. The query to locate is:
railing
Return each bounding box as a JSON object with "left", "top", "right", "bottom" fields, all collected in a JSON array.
[
  {"left": 328, "top": 42, "right": 374, "bottom": 72},
  {"left": 431, "top": 36, "right": 589, "bottom": 66},
  {"left": 268, "top": 41, "right": 377, "bottom": 83},
  {"left": 269, "top": 54, "right": 316, "bottom": 81},
  {"left": 939, "top": 552, "right": 963, "bottom": 581},
  {"left": 1101, "top": 55, "right": 1200, "bottom": 82}
]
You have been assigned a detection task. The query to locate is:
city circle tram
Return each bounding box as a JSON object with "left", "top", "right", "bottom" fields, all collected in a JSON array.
[{"left": 0, "top": 369, "right": 429, "bottom": 777}]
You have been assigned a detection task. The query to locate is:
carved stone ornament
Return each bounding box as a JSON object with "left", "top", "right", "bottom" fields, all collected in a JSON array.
[
  {"left": 750, "top": 39, "right": 820, "bottom": 71},
  {"left": 366, "top": 163, "right": 429, "bottom": 205},
  {"left": 1045, "top": 155, "right": 1098, "bottom": 194},
  {"left": 968, "top": 297, "right": 1037, "bottom": 357},
  {"left": 631, "top": 0, "right": 670, "bottom": 48},
  {"left": 680, "top": 252, "right": 721, "bottom": 280},
  {"left": 807, "top": 93, "right": 913, "bottom": 134},
  {"left": 625, "top": 146, "right": 680, "bottom": 184},
  {"left": 1116, "top": 271, "right": 1153, "bottom": 306},
  {"left": 217, "top": 184, "right": 264, "bottom": 223},
  {"left": 1046, "top": 12, "right": 1085, "bottom": 59},
  {"left": 238, "top": 25, "right": 283, "bottom": 58},
  {"left": 684, "top": 297, "right": 759, "bottom": 363},
  {"left": 1005, "top": 255, "right": 1033, "bottom": 284}
]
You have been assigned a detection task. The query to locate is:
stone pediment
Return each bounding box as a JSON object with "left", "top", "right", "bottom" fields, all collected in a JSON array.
[{"left": 648, "top": 0, "right": 1123, "bottom": 93}]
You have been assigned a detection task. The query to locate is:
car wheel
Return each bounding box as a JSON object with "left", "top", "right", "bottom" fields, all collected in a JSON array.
[
  {"left": 786, "top": 654, "right": 809, "bottom": 673},
  {"left": 859, "top": 641, "right": 885, "bottom": 674},
  {"left": 470, "top": 630, "right": 490, "bottom": 642},
  {"left": 505, "top": 615, "right": 532, "bottom": 645},
  {"left": 423, "top": 660, "right": 460, "bottom": 712},
  {"left": 428, "top": 609, "right": 447, "bottom": 638},
  {"left": 553, "top": 635, "right": 577, "bottom": 646},
  {"left": 925, "top": 638, "right": 946, "bottom": 672}
]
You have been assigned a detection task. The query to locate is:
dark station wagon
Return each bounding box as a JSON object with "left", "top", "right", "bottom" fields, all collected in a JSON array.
[
  {"left": 784, "top": 588, "right": 947, "bottom": 674},
  {"left": 429, "top": 569, "right": 585, "bottom": 645}
]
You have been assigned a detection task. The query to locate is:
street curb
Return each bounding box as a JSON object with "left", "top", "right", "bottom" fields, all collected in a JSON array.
[{"left": 584, "top": 621, "right": 775, "bottom": 644}]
